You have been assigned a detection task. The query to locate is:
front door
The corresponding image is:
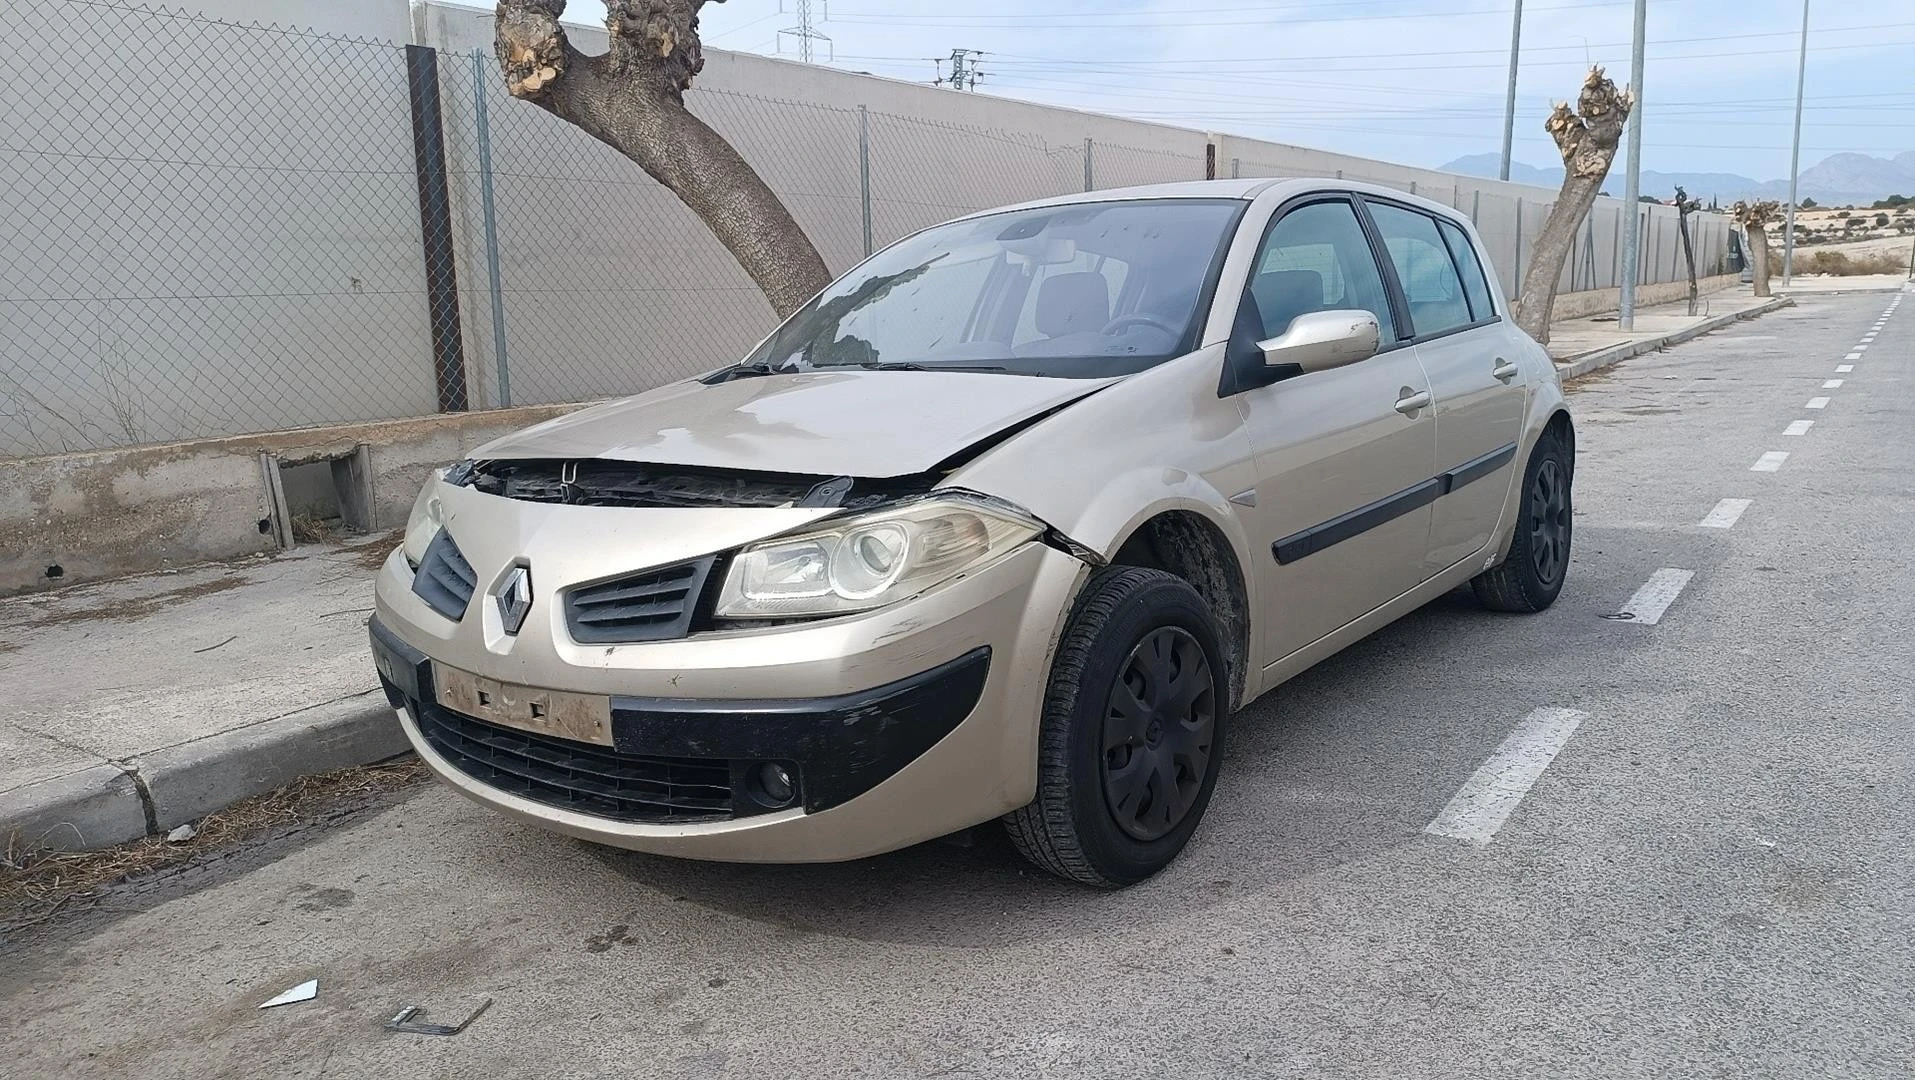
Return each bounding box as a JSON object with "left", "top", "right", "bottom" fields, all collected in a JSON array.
[
  {"left": 1363, "top": 201, "right": 1530, "bottom": 575},
  {"left": 1231, "top": 198, "right": 1439, "bottom": 668}
]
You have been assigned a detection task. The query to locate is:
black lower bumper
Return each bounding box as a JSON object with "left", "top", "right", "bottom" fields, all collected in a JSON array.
[{"left": 369, "top": 617, "right": 989, "bottom": 825}]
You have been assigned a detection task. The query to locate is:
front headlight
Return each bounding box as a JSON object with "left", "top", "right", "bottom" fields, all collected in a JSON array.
[
  {"left": 714, "top": 494, "right": 1043, "bottom": 619},
  {"left": 400, "top": 470, "right": 447, "bottom": 568}
]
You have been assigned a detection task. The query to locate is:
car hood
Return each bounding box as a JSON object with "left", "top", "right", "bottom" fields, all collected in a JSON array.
[{"left": 473, "top": 370, "right": 1117, "bottom": 478}]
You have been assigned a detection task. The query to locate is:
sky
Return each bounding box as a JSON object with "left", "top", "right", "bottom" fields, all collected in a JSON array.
[{"left": 490, "top": 1, "right": 1915, "bottom": 180}]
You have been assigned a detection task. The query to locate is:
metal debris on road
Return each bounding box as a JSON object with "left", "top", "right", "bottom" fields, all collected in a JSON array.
[
  {"left": 384, "top": 998, "right": 493, "bottom": 1036},
  {"left": 258, "top": 980, "right": 318, "bottom": 1009}
]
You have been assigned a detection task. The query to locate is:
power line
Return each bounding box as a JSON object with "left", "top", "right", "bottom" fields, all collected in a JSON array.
[
  {"left": 969, "top": 21, "right": 1915, "bottom": 66},
  {"left": 826, "top": 0, "right": 1712, "bottom": 29}
]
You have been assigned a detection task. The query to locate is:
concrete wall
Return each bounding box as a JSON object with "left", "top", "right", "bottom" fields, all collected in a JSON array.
[
  {"left": 1550, "top": 273, "right": 1742, "bottom": 321},
  {"left": 0, "top": 406, "right": 574, "bottom": 596}
]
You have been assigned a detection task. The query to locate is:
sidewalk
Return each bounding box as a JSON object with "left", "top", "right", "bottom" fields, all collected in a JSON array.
[
  {"left": 1, "top": 540, "right": 407, "bottom": 855},
  {"left": 1544, "top": 285, "right": 1794, "bottom": 379},
  {"left": 0, "top": 287, "right": 1812, "bottom": 856}
]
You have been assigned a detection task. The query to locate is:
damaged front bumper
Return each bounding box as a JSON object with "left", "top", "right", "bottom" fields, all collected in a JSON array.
[{"left": 370, "top": 502, "right": 1091, "bottom": 862}]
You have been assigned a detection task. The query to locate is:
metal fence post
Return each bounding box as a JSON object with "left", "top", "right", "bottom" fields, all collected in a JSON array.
[
  {"left": 858, "top": 105, "right": 873, "bottom": 257},
  {"left": 1083, "top": 137, "right": 1094, "bottom": 192},
  {"left": 1612, "top": 209, "right": 1622, "bottom": 289},
  {"left": 404, "top": 44, "right": 469, "bottom": 413},
  {"left": 1514, "top": 196, "right": 1525, "bottom": 286},
  {"left": 471, "top": 49, "right": 510, "bottom": 408}
]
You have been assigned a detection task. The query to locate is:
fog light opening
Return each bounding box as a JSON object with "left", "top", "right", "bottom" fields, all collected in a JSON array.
[{"left": 746, "top": 761, "right": 798, "bottom": 809}]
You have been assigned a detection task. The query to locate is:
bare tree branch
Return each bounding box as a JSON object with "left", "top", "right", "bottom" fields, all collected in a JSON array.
[
  {"left": 1513, "top": 66, "right": 1635, "bottom": 343},
  {"left": 494, "top": 0, "right": 831, "bottom": 318},
  {"left": 1673, "top": 186, "right": 1701, "bottom": 315}
]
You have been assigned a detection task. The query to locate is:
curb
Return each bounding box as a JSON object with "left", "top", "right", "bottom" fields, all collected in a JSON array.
[
  {"left": 1554, "top": 296, "right": 1795, "bottom": 381},
  {"left": 2, "top": 690, "right": 408, "bottom": 857}
]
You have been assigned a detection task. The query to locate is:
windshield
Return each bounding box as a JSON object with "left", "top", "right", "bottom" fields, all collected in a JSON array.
[{"left": 742, "top": 198, "right": 1244, "bottom": 379}]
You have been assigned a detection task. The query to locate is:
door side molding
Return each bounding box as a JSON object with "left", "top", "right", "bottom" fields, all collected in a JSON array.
[{"left": 1272, "top": 441, "right": 1518, "bottom": 564}]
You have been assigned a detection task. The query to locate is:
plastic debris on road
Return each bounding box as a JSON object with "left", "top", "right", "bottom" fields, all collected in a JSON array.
[{"left": 259, "top": 980, "right": 319, "bottom": 1009}]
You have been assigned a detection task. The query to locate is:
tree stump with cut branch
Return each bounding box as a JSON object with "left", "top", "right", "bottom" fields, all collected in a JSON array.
[
  {"left": 1514, "top": 66, "right": 1634, "bottom": 344},
  {"left": 494, "top": 0, "right": 830, "bottom": 318},
  {"left": 1731, "top": 200, "right": 1782, "bottom": 299}
]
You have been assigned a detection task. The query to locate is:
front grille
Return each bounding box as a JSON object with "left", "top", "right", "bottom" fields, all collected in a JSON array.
[
  {"left": 412, "top": 531, "right": 477, "bottom": 620},
  {"left": 565, "top": 557, "right": 715, "bottom": 643},
  {"left": 416, "top": 701, "right": 734, "bottom": 823}
]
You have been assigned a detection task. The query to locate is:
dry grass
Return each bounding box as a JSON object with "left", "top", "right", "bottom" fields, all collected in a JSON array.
[
  {"left": 1769, "top": 246, "right": 1909, "bottom": 277},
  {"left": 0, "top": 758, "right": 427, "bottom": 935},
  {"left": 1798, "top": 249, "right": 1909, "bottom": 275},
  {"left": 290, "top": 509, "right": 343, "bottom": 544}
]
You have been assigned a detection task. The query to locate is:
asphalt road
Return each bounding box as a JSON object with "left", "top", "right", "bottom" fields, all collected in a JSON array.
[{"left": 4, "top": 287, "right": 1911, "bottom": 1079}]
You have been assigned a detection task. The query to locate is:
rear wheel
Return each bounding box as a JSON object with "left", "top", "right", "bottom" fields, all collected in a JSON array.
[
  {"left": 1471, "top": 431, "right": 1573, "bottom": 613},
  {"left": 1004, "top": 567, "right": 1228, "bottom": 887}
]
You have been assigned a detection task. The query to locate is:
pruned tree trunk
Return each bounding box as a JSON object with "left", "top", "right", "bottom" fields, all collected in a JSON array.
[
  {"left": 1674, "top": 186, "right": 1700, "bottom": 315},
  {"left": 1731, "top": 200, "right": 1781, "bottom": 299},
  {"left": 1513, "top": 66, "right": 1634, "bottom": 343},
  {"left": 495, "top": 0, "right": 830, "bottom": 317},
  {"left": 1746, "top": 226, "right": 1772, "bottom": 297}
]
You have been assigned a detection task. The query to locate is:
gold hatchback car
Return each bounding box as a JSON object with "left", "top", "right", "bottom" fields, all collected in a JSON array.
[{"left": 370, "top": 178, "right": 1573, "bottom": 887}]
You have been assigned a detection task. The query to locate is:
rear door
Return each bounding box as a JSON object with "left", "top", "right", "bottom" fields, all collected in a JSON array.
[
  {"left": 1230, "top": 196, "right": 1439, "bottom": 667},
  {"left": 1362, "top": 199, "right": 1529, "bottom": 576}
]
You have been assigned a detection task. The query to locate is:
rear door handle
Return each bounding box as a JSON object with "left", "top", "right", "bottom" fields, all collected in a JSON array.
[
  {"left": 1492, "top": 358, "right": 1520, "bottom": 383},
  {"left": 1394, "top": 389, "right": 1432, "bottom": 415}
]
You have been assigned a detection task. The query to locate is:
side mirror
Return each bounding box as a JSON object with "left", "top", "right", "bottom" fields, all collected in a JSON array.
[{"left": 1258, "top": 310, "right": 1381, "bottom": 375}]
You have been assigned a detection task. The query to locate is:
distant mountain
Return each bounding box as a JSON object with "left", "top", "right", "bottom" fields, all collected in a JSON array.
[{"left": 1437, "top": 151, "right": 1915, "bottom": 205}]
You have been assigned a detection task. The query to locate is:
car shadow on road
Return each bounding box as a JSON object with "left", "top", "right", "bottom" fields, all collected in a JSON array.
[{"left": 560, "top": 587, "right": 1545, "bottom": 950}]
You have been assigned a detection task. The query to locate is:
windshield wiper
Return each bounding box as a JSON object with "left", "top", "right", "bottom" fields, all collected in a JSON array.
[
  {"left": 851, "top": 361, "right": 1012, "bottom": 373},
  {"left": 704, "top": 359, "right": 796, "bottom": 383}
]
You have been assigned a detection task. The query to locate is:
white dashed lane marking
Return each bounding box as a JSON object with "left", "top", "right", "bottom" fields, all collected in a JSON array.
[
  {"left": 1615, "top": 568, "right": 1696, "bottom": 626},
  {"left": 1824, "top": 378, "right": 1845, "bottom": 389},
  {"left": 1846, "top": 352, "right": 1864, "bottom": 360},
  {"left": 1784, "top": 420, "right": 1814, "bottom": 436},
  {"left": 1699, "top": 498, "right": 1752, "bottom": 528},
  {"left": 1807, "top": 397, "right": 1830, "bottom": 409},
  {"left": 1424, "top": 707, "right": 1590, "bottom": 845},
  {"left": 1837, "top": 365, "right": 1853, "bottom": 373},
  {"left": 1752, "top": 451, "right": 1790, "bottom": 472}
]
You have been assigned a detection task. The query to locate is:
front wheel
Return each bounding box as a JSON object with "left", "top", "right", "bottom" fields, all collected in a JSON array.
[
  {"left": 1471, "top": 431, "right": 1573, "bottom": 613},
  {"left": 1003, "top": 567, "right": 1228, "bottom": 888}
]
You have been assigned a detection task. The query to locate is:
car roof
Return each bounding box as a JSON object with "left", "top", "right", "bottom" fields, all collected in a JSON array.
[{"left": 967, "top": 177, "right": 1475, "bottom": 228}]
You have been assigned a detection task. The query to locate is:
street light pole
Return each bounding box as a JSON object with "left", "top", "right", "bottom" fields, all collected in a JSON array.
[
  {"left": 1784, "top": 0, "right": 1809, "bottom": 285},
  {"left": 1618, "top": 0, "right": 1647, "bottom": 331},
  {"left": 1500, "top": 0, "right": 1523, "bottom": 181}
]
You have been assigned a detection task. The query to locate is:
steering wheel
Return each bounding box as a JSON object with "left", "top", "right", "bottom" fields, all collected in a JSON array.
[{"left": 1101, "top": 312, "right": 1180, "bottom": 337}]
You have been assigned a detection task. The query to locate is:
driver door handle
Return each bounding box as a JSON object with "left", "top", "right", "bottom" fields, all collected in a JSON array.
[
  {"left": 1492, "top": 357, "right": 1520, "bottom": 383},
  {"left": 1394, "top": 389, "right": 1432, "bottom": 415}
]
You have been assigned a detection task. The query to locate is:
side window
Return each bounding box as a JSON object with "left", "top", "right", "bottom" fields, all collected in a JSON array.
[
  {"left": 1366, "top": 202, "right": 1473, "bottom": 337},
  {"left": 1245, "top": 201, "right": 1396, "bottom": 343},
  {"left": 1437, "top": 218, "right": 1497, "bottom": 322}
]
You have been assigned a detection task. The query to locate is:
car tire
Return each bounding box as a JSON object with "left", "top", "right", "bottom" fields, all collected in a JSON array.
[
  {"left": 1471, "top": 429, "right": 1573, "bottom": 613},
  {"left": 1003, "top": 566, "right": 1228, "bottom": 888}
]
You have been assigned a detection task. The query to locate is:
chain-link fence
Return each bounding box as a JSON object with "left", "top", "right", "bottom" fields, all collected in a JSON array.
[
  {"left": 1, "top": 0, "right": 443, "bottom": 456},
  {"left": 2, "top": 0, "right": 1733, "bottom": 459}
]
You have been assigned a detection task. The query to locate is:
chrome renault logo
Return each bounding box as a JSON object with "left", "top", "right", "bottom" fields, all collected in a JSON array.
[{"left": 496, "top": 565, "right": 533, "bottom": 635}]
